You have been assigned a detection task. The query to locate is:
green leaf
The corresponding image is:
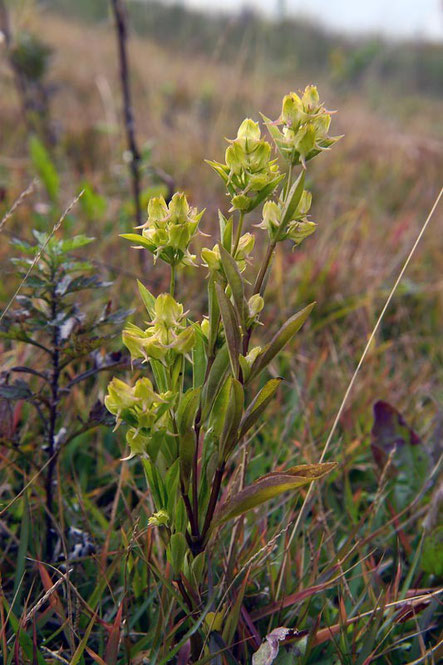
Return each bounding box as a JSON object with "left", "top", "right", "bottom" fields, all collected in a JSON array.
[
  {"left": 201, "top": 344, "right": 230, "bottom": 421},
  {"left": 220, "top": 378, "right": 244, "bottom": 460},
  {"left": 239, "top": 378, "right": 282, "bottom": 439},
  {"left": 150, "top": 359, "right": 168, "bottom": 393},
  {"left": 249, "top": 303, "right": 315, "bottom": 381},
  {"left": 192, "top": 328, "right": 207, "bottom": 388},
  {"left": 261, "top": 113, "right": 283, "bottom": 145},
  {"left": 59, "top": 235, "right": 95, "bottom": 253},
  {"left": 208, "top": 377, "right": 231, "bottom": 440},
  {"left": 137, "top": 280, "right": 156, "bottom": 318},
  {"left": 0, "top": 380, "right": 32, "bottom": 401},
  {"left": 280, "top": 170, "right": 306, "bottom": 232},
  {"left": 29, "top": 135, "right": 59, "bottom": 202},
  {"left": 177, "top": 388, "right": 200, "bottom": 434},
  {"left": 12, "top": 494, "right": 29, "bottom": 613},
  {"left": 219, "top": 244, "right": 247, "bottom": 327},
  {"left": 120, "top": 233, "right": 155, "bottom": 252},
  {"left": 213, "top": 463, "right": 336, "bottom": 527},
  {"left": 206, "top": 159, "right": 230, "bottom": 184},
  {"left": 422, "top": 526, "right": 443, "bottom": 576},
  {"left": 220, "top": 213, "right": 233, "bottom": 252},
  {"left": 215, "top": 283, "right": 241, "bottom": 379},
  {"left": 207, "top": 275, "right": 220, "bottom": 356},
  {"left": 142, "top": 459, "right": 167, "bottom": 509},
  {"left": 168, "top": 532, "right": 188, "bottom": 577},
  {"left": 179, "top": 430, "right": 195, "bottom": 492},
  {"left": 249, "top": 173, "right": 285, "bottom": 211}
]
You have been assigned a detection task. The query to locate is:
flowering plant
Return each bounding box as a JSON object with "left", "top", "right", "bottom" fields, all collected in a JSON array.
[{"left": 107, "top": 85, "right": 340, "bottom": 659}]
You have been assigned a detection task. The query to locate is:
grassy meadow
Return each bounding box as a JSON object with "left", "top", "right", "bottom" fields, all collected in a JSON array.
[{"left": 0, "top": 1, "right": 442, "bottom": 663}]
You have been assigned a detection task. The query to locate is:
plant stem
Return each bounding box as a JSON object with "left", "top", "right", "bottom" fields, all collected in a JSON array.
[
  {"left": 192, "top": 424, "right": 200, "bottom": 541},
  {"left": 232, "top": 210, "right": 245, "bottom": 255},
  {"left": 176, "top": 577, "right": 193, "bottom": 612},
  {"left": 169, "top": 263, "right": 176, "bottom": 296},
  {"left": 110, "top": 0, "right": 145, "bottom": 270},
  {"left": 45, "top": 273, "right": 60, "bottom": 559},
  {"left": 200, "top": 463, "right": 225, "bottom": 546}
]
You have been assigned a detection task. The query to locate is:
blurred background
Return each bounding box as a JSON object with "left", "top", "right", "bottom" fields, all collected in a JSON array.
[
  {"left": 1, "top": 3, "right": 442, "bottom": 661},
  {"left": 1, "top": 0, "right": 442, "bottom": 439}
]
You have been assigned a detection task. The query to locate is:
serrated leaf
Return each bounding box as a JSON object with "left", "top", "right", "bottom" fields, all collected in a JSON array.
[
  {"left": 249, "top": 303, "right": 315, "bottom": 381},
  {"left": 239, "top": 378, "right": 282, "bottom": 439},
  {"left": 215, "top": 283, "right": 241, "bottom": 378},
  {"left": 213, "top": 463, "right": 337, "bottom": 527}
]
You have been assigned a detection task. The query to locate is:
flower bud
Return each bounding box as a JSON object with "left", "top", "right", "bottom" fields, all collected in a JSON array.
[
  {"left": 287, "top": 220, "right": 317, "bottom": 245},
  {"left": 267, "top": 86, "right": 341, "bottom": 167},
  {"left": 210, "top": 118, "right": 281, "bottom": 213},
  {"left": 148, "top": 510, "right": 170, "bottom": 527},
  {"left": 127, "top": 192, "right": 203, "bottom": 267},
  {"left": 248, "top": 294, "right": 264, "bottom": 319}
]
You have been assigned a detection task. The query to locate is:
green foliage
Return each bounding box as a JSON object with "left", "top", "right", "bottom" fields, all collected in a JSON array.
[
  {"left": 105, "top": 86, "right": 338, "bottom": 658},
  {"left": 0, "top": 229, "right": 128, "bottom": 557},
  {"left": 29, "top": 135, "right": 59, "bottom": 202}
]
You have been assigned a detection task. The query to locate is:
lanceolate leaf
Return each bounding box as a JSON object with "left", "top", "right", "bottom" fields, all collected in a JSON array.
[
  {"left": 207, "top": 275, "right": 220, "bottom": 356},
  {"left": 201, "top": 344, "right": 230, "bottom": 421},
  {"left": 120, "top": 233, "right": 155, "bottom": 253},
  {"left": 239, "top": 378, "right": 282, "bottom": 439},
  {"left": 177, "top": 388, "right": 200, "bottom": 434},
  {"left": 280, "top": 169, "right": 306, "bottom": 232},
  {"left": 212, "top": 463, "right": 336, "bottom": 527},
  {"left": 137, "top": 279, "right": 156, "bottom": 318},
  {"left": 219, "top": 244, "right": 247, "bottom": 326},
  {"left": 220, "top": 378, "right": 244, "bottom": 460},
  {"left": 215, "top": 283, "right": 241, "bottom": 378},
  {"left": 249, "top": 303, "right": 315, "bottom": 381},
  {"left": 192, "top": 329, "right": 207, "bottom": 388}
]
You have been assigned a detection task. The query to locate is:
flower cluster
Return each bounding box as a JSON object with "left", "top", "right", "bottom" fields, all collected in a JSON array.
[
  {"left": 259, "top": 192, "right": 316, "bottom": 247},
  {"left": 105, "top": 377, "right": 172, "bottom": 458},
  {"left": 201, "top": 232, "right": 255, "bottom": 274},
  {"left": 123, "top": 293, "right": 195, "bottom": 364},
  {"left": 208, "top": 119, "right": 282, "bottom": 213},
  {"left": 121, "top": 192, "right": 204, "bottom": 266},
  {"left": 265, "top": 85, "right": 340, "bottom": 168}
]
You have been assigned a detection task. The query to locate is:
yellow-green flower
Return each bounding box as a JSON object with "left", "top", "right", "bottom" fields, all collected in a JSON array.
[
  {"left": 122, "top": 293, "right": 196, "bottom": 364},
  {"left": 208, "top": 118, "right": 282, "bottom": 213},
  {"left": 201, "top": 232, "right": 255, "bottom": 274},
  {"left": 121, "top": 192, "right": 204, "bottom": 266},
  {"left": 258, "top": 190, "right": 316, "bottom": 246},
  {"left": 263, "top": 85, "right": 341, "bottom": 167}
]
